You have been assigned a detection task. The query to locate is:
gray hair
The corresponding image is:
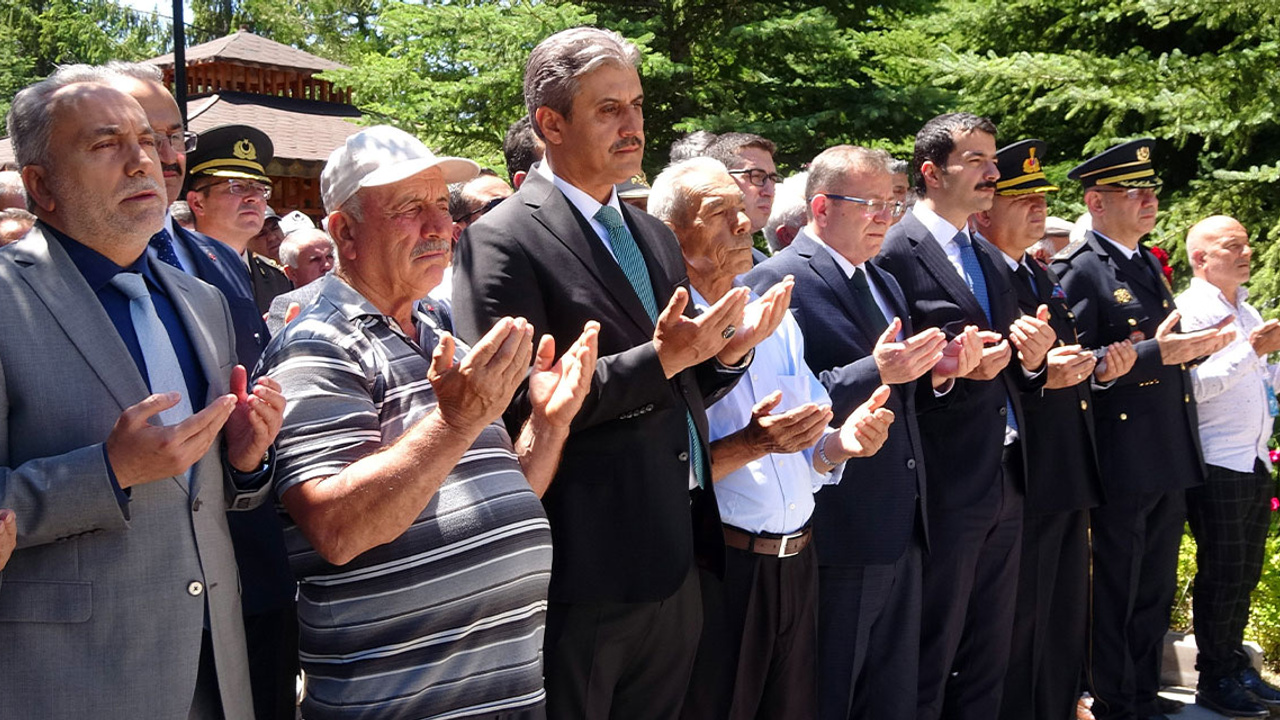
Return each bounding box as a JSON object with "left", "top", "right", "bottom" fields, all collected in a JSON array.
[
  {"left": 805, "top": 145, "right": 894, "bottom": 220},
  {"left": 103, "top": 60, "right": 164, "bottom": 84},
  {"left": 0, "top": 170, "right": 25, "bottom": 206},
  {"left": 523, "top": 27, "right": 640, "bottom": 140},
  {"left": 6, "top": 64, "right": 119, "bottom": 171},
  {"left": 169, "top": 200, "right": 194, "bottom": 225},
  {"left": 764, "top": 171, "right": 809, "bottom": 252},
  {"left": 279, "top": 228, "right": 336, "bottom": 269},
  {"left": 889, "top": 158, "right": 909, "bottom": 175},
  {"left": 649, "top": 157, "right": 731, "bottom": 229},
  {"left": 669, "top": 131, "right": 718, "bottom": 163}
]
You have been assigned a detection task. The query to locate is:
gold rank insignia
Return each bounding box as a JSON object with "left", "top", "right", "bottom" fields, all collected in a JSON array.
[
  {"left": 1114, "top": 287, "right": 1134, "bottom": 303},
  {"left": 234, "top": 139, "right": 257, "bottom": 161},
  {"left": 1137, "top": 146, "right": 1151, "bottom": 162},
  {"left": 1023, "top": 147, "right": 1041, "bottom": 174}
]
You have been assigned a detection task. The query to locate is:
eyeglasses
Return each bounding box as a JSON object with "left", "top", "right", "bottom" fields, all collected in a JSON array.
[
  {"left": 196, "top": 179, "right": 272, "bottom": 200},
  {"left": 1093, "top": 186, "right": 1161, "bottom": 199},
  {"left": 728, "top": 168, "right": 784, "bottom": 188},
  {"left": 452, "top": 196, "right": 505, "bottom": 224},
  {"left": 156, "top": 130, "right": 198, "bottom": 153},
  {"left": 819, "top": 193, "right": 906, "bottom": 218}
]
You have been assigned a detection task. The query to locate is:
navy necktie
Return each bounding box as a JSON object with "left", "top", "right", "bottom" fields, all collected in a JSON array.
[
  {"left": 595, "top": 205, "right": 706, "bottom": 488},
  {"left": 1017, "top": 263, "right": 1038, "bottom": 297},
  {"left": 149, "top": 228, "right": 184, "bottom": 272}
]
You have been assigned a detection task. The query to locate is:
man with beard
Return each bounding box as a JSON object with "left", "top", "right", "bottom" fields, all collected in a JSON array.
[
  {"left": 0, "top": 66, "right": 283, "bottom": 719},
  {"left": 1052, "top": 139, "right": 1233, "bottom": 720},
  {"left": 875, "top": 113, "right": 1056, "bottom": 720}
]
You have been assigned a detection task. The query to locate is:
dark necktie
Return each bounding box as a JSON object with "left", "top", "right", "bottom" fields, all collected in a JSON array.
[
  {"left": 1016, "top": 263, "right": 1038, "bottom": 298},
  {"left": 595, "top": 205, "right": 706, "bottom": 488},
  {"left": 849, "top": 267, "right": 889, "bottom": 337},
  {"left": 149, "top": 227, "right": 184, "bottom": 272}
]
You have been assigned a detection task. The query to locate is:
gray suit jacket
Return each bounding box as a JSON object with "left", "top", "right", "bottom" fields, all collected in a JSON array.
[{"left": 0, "top": 227, "right": 268, "bottom": 719}]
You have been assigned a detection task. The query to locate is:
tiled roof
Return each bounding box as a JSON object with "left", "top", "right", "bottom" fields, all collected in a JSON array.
[
  {"left": 148, "top": 30, "right": 345, "bottom": 72},
  {"left": 187, "top": 92, "right": 361, "bottom": 164}
]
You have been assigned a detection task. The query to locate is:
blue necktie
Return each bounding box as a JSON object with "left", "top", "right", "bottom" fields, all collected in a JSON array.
[
  {"left": 595, "top": 205, "right": 706, "bottom": 488},
  {"left": 110, "top": 272, "right": 194, "bottom": 426},
  {"left": 149, "top": 228, "right": 185, "bottom": 272},
  {"left": 953, "top": 232, "right": 1018, "bottom": 433}
]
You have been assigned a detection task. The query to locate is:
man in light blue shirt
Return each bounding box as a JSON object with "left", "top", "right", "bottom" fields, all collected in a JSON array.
[{"left": 651, "top": 157, "right": 895, "bottom": 720}]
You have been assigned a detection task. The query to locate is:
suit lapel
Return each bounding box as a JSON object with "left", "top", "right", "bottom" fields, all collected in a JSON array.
[
  {"left": 12, "top": 229, "right": 150, "bottom": 412},
  {"left": 904, "top": 215, "right": 989, "bottom": 327},
  {"left": 524, "top": 172, "right": 658, "bottom": 334},
  {"left": 794, "top": 231, "right": 879, "bottom": 343}
]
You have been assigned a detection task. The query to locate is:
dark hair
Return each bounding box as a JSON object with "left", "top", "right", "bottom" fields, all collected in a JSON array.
[
  {"left": 503, "top": 115, "right": 544, "bottom": 181},
  {"left": 912, "top": 112, "right": 997, "bottom": 194},
  {"left": 668, "top": 130, "right": 717, "bottom": 163},
  {"left": 705, "top": 132, "right": 777, "bottom": 170}
]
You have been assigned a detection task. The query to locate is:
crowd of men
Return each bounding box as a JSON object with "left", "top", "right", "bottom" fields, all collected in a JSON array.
[{"left": 1, "top": 23, "right": 1279, "bottom": 720}]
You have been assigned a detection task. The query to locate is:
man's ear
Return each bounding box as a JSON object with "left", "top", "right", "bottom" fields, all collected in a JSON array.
[
  {"left": 1083, "top": 189, "right": 1104, "bottom": 216},
  {"left": 327, "top": 211, "right": 359, "bottom": 264},
  {"left": 973, "top": 210, "right": 993, "bottom": 230},
  {"left": 21, "top": 165, "right": 55, "bottom": 214},
  {"left": 186, "top": 189, "right": 205, "bottom": 217},
  {"left": 535, "top": 106, "right": 566, "bottom": 147},
  {"left": 919, "top": 160, "right": 942, "bottom": 191},
  {"left": 810, "top": 194, "right": 828, "bottom": 227}
]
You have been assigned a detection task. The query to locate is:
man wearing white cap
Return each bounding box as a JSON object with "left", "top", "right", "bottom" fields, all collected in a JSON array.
[{"left": 257, "top": 124, "right": 600, "bottom": 720}]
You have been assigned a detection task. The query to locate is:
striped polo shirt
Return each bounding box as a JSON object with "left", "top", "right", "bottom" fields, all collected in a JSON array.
[{"left": 260, "top": 275, "right": 552, "bottom": 720}]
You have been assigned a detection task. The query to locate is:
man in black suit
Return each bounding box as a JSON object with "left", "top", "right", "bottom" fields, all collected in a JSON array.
[
  {"left": 451, "top": 27, "right": 790, "bottom": 719},
  {"left": 746, "top": 144, "right": 982, "bottom": 720},
  {"left": 874, "top": 113, "right": 1057, "bottom": 720},
  {"left": 107, "top": 64, "right": 297, "bottom": 720},
  {"left": 975, "top": 139, "right": 1137, "bottom": 720},
  {"left": 1051, "top": 139, "right": 1233, "bottom": 720}
]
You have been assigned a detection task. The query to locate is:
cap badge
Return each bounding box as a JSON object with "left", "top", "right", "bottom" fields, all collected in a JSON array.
[
  {"left": 1136, "top": 146, "right": 1150, "bottom": 162},
  {"left": 234, "top": 139, "right": 257, "bottom": 161},
  {"left": 1113, "top": 287, "right": 1134, "bottom": 304},
  {"left": 1022, "top": 147, "right": 1041, "bottom": 174}
]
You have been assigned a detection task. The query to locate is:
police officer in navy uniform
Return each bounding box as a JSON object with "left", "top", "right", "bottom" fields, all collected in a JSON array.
[
  {"left": 1050, "top": 139, "right": 1233, "bottom": 720},
  {"left": 975, "top": 140, "right": 1136, "bottom": 720}
]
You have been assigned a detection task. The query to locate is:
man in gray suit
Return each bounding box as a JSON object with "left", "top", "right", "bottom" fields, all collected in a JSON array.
[{"left": 0, "top": 67, "right": 284, "bottom": 719}]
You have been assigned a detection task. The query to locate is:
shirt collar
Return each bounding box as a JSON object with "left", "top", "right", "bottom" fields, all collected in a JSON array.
[
  {"left": 807, "top": 230, "right": 861, "bottom": 280},
  {"left": 911, "top": 202, "right": 968, "bottom": 247},
  {"left": 1188, "top": 275, "right": 1249, "bottom": 307},
  {"left": 1093, "top": 229, "right": 1140, "bottom": 260},
  {"left": 44, "top": 221, "right": 157, "bottom": 292},
  {"left": 537, "top": 159, "right": 625, "bottom": 223},
  {"left": 974, "top": 231, "right": 1024, "bottom": 271}
]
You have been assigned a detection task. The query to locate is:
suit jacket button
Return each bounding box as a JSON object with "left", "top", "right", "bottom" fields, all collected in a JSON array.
[
  {"left": 1119, "top": 412, "right": 1128, "bottom": 421},
  {"left": 1080, "top": 400, "right": 1088, "bottom": 411},
  {"left": 1185, "top": 394, "right": 1191, "bottom": 403},
  {"left": 999, "top": 406, "right": 1007, "bottom": 416},
  {"left": 187, "top": 581, "right": 204, "bottom": 597},
  {"left": 906, "top": 458, "right": 916, "bottom": 470},
  {"left": 192, "top": 499, "right": 203, "bottom": 511},
  {"left": 678, "top": 451, "right": 689, "bottom": 462}
]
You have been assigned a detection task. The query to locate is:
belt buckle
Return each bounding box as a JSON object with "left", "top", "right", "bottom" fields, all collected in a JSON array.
[{"left": 777, "top": 530, "right": 804, "bottom": 558}]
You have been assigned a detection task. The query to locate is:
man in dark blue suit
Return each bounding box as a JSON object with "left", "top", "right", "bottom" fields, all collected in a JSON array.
[
  {"left": 746, "top": 144, "right": 981, "bottom": 720},
  {"left": 108, "top": 63, "right": 296, "bottom": 720},
  {"left": 874, "top": 113, "right": 1056, "bottom": 720}
]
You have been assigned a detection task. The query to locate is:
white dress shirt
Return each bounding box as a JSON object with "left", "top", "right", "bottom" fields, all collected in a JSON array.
[
  {"left": 912, "top": 203, "right": 970, "bottom": 278},
  {"left": 693, "top": 287, "right": 842, "bottom": 534},
  {"left": 535, "top": 159, "right": 625, "bottom": 260},
  {"left": 808, "top": 233, "right": 902, "bottom": 340},
  {"left": 1176, "top": 277, "right": 1280, "bottom": 472}
]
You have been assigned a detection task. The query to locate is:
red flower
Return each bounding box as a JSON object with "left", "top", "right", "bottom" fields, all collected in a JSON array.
[
  {"left": 1270, "top": 449, "right": 1280, "bottom": 465},
  {"left": 1271, "top": 497, "right": 1278, "bottom": 512},
  {"left": 1150, "top": 246, "right": 1174, "bottom": 284}
]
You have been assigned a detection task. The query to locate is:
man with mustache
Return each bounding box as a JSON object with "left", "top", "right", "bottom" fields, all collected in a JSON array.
[
  {"left": 875, "top": 112, "right": 1057, "bottom": 720},
  {"left": 258, "top": 123, "right": 598, "bottom": 719},
  {"left": 0, "top": 66, "right": 283, "bottom": 719},
  {"left": 1052, "top": 140, "right": 1233, "bottom": 720},
  {"left": 106, "top": 63, "right": 300, "bottom": 720},
  {"left": 1176, "top": 215, "right": 1280, "bottom": 717},
  {"left": 454, "top": 27, "right": 790, "bottom": 718}
]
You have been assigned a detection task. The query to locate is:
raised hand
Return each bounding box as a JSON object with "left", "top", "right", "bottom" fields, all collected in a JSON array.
[
  {"left": 873, "top": 319, "right": 947, "bottom": 385},
  {"left": 1044, "top": 344, "right": 1098, "bottom": 389},
  {"left": 740, "top": 391, "right": 833, "bottom": 456},
  {"left": 224, "top": 365, "right": 287, "bottom": 473},
  {"left": 105, "top": 392, "right": 236, "bottom": 488},
  {"left": 1094, "top": 340, "right": 1137, "bottom": 383},
  {"left": 429, "top": 317, "right": 534, "bottom": 436},
  {"left": 1250, "top": 319, "right": 1280, "bottom": 356},
  {"left": 964, "top": 332, "right": 1013, "bottom": 381},
  {"left": 828, "top": 384, "right": 896, "bottom": 460},
  {"left": 718, "top": 277, "right": 794, "bottom": 366},
  {"left": 1156, "top": 310, "right": 1234, "bottom": 365},
  {"left": 529, "top": 322, "right": 600, "bottom": 429},
  {"left": 1010, "top": 305, "right": 1057, "bottom": 371},
  {"left": 653, "top": 286, "right": 748, "bottom": 378},
  {"left": 932, "top": 325, "right": 984, "bottom": 386}
]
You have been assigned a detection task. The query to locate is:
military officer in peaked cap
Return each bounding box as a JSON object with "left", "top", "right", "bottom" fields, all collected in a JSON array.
[
  {"left": 1051, "top": 139, "right": 1234, "bottom": 720},
  {"left": 185, "top": 123, "right": 300, "bottom": 720},
  {"left": 186, "top": 125, "right": 293, "bottom": 315},
  {"left": 974, "top": 140, "right": 1133, "bottom": 720}
]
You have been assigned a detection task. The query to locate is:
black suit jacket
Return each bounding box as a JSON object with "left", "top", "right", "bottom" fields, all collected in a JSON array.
[
  {"left": 171, "top": 224, "right": 270, "bottom": 368},
  {"left": 452, "top": 170, "right": 741, "bottom": 604},
  {"left": 246, "top": 250, "right": 293, "bottom": 316},
  {"left": 745, "top": 230, "right": 928, "bottom": 566},
  {"left": 874, "top": 212, "right": 1038, "bottom": 511},
  {"left": 1051, "top": 231, "right": 1204, "bottom": 499},
  {"left": 997, "top": 252, "right": 1104, "bottom": 514}
]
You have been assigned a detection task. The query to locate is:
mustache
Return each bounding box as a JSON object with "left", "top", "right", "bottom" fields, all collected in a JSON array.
[
  {"left": 161, "top": 162, "right": 182, "bottom": 175},
  {"left": 411, "top": 239, "right": 451, "bottom": 258},
  {"left": 122, "top": 177, "right": 163, "bottom": 198},
  {"left": 610, "top": 137, "right": 643, "bottom": 152},
  {"left": 975, "top": 180, "right": 997, "bottom": 191}
]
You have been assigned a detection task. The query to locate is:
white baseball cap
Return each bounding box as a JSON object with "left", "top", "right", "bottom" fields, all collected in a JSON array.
[{"left": 321, "top": 125, "right": 479, "bottom": 212}]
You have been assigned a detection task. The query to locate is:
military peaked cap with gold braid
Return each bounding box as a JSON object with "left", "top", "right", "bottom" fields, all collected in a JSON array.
[
  {"left": 1067, "top": 138, "right": 1162, "bottom": 190},
  {"left": 186, "top": 124, "right": 274, "bottom": 186},
  {"left": 995, "top": 139, "right": 1058, "bottom": 196}
]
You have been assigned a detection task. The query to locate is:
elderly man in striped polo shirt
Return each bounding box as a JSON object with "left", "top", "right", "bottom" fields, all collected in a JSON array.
[{"left": 258, "top": 125, "right": 599, "bottom": 720}]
